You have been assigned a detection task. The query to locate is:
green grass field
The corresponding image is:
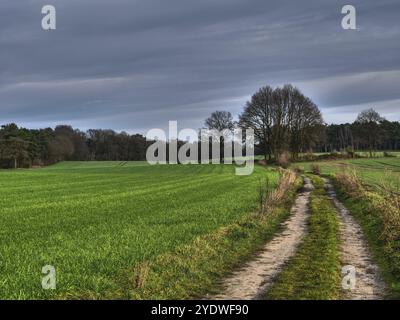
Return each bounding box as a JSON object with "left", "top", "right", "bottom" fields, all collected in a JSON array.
[
  {"left": 0, "top": 162, "right": 279, "bottom": 299},
  {"left": 294, "top": 157, "right": 400, "bottom": 191}
]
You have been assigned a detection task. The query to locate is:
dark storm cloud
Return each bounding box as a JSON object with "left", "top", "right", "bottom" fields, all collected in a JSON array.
[{"left": 0, "top": 0, "right": 399, "bottom": 132}]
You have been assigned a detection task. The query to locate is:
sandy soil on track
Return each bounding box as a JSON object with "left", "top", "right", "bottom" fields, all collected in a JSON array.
[{"left": 212, "top": 178, "right": 314, "bottom": 300}]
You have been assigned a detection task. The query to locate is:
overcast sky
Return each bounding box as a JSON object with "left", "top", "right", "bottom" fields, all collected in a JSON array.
[{"left": 0, "top": 0, "right": 399, "bottom": 133}]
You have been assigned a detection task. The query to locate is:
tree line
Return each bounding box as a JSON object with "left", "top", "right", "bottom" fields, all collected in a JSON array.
[
  {"left": 317, "top": 111, "right": 400, "bottom": 157},
  {"left": 1, "top": 84, "right": 399, "bottom": 168},
  {"left": 0, "top": 124, "right": 149, "bottom": 168}
]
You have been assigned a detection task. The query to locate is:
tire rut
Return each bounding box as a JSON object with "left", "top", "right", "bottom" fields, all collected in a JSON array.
[
  {"left": 324, "top": 179, "right": 387, "bottom": 300},
  {"left": 211, "top": 177, "right": 314, "bottom": 300}
]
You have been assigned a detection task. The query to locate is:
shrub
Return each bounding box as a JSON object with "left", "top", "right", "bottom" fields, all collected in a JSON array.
[
  {"left": 292, "top": 165, "right": 304, "bottom": 174},
  {"left": 335, "top": 169, "right": 363, "bottom": 194},
  {"left": 311, "top": 164, "right": 321, "bottom": 175},
  {"left": 302, "top": 152, "right": 317, "bottom": 162},
  {"left": 276, "top": 152, "right": 290, "bottom": 168},
  {"left": 345, "top": 147, "right": 355, "bottom": 158},
  {"left": 384, "top": 151, "right": 395, "bottom": 158},
  {"left": 330, "top": 151, "right": 341, "bottom": 158}
]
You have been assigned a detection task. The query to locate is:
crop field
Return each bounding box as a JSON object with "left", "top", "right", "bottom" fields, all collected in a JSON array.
[
  {"left": 295, "top": 157, "right": 400, "bottom": 191},
  {"left": 0, "top": 162, "right": 278, "bottom": 299}
]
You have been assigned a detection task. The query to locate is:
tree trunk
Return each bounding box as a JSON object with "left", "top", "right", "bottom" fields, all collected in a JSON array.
[{"left": 263, "top": 139, "right": 268, "bottom": 162}]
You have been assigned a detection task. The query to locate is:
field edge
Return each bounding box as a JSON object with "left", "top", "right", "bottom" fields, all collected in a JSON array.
[{"left": 331, "top": 175, "right": 400, "bottom": 299}]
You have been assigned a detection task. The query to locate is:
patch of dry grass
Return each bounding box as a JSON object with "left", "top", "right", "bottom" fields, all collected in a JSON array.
[{"left": 259, "top": 169, "right": 297, "bottom": 215}]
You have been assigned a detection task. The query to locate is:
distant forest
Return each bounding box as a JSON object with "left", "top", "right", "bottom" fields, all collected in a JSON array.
[{"left": 1, "top": 84, "right": 399, "bottom": 168}]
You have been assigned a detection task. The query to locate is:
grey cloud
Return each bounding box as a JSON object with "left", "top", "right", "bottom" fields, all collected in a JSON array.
[{"left": 0, "top": 0, "right": 399, "bottom": 132}]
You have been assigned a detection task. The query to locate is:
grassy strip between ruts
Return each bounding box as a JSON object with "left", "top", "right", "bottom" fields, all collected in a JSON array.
[
  {"left": 332, "top": 173, "right": 400, "bottom": 299},
  {"left": 265, "top": 175, "right": 341, "bottom": 300},
  {"left": 67, "top": 175, "right": 303, "bottom": 300}
]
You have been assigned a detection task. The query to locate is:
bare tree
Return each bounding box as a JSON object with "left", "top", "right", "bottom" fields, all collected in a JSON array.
[
  {"left": 239, "top": 84, "right": 323, "bottom": 162},
  {"left": 204, "top": 111, "right": 235, "bottom": 161},
  {"left": 239, "top": 86, "right": 274, "bottom": 161},
  {"left": 205, "top": 111, "right": 235, "bottom": 132},
  {"left": 288, "top": 93, "right": 324, "bottom": 159},
  {"left": 271, "top": 85, "right": 290, "bottom": 159}
]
